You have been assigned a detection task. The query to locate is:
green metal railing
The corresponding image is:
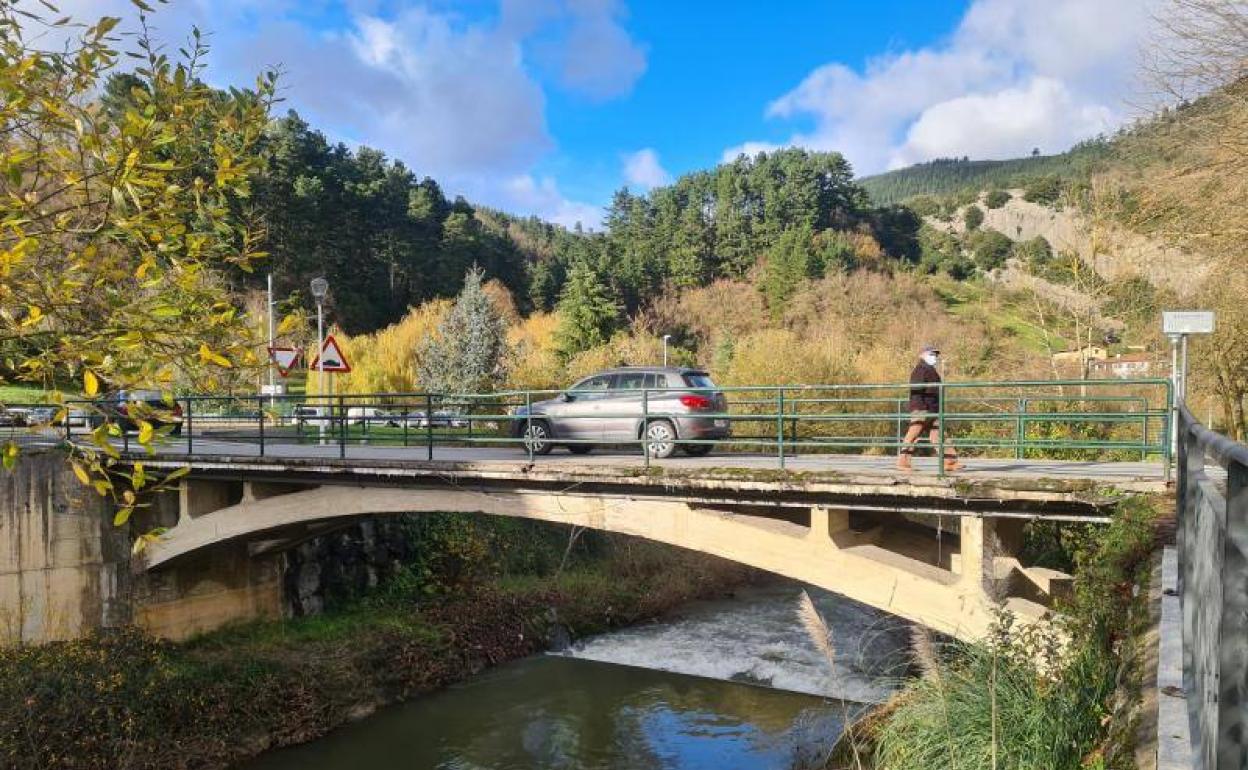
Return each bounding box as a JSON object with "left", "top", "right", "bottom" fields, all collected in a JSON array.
[{"left": 61, "top": 377, "right": 1173, "bottom": 477}]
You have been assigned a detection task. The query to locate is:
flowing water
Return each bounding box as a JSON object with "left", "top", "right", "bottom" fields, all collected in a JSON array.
[{"left": 242, "top": 584, "right": 910, "bottom": 770}]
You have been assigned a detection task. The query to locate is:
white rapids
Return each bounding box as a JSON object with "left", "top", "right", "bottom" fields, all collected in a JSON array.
[{"left": 558, "top": 582, "right": 912, "bottom": 703}]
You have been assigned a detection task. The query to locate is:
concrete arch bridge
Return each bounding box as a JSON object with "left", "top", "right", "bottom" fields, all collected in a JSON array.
[{"left": 132, "top": 453, "right": 1160, "bottom": 642}]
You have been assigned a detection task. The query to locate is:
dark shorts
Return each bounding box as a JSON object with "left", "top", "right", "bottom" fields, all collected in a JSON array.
[{"left": 909, "top": 411, "right": 940, "bottom": 431}]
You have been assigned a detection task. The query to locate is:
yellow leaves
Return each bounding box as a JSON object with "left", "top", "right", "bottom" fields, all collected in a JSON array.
[
  {"left": 83, "top": 369, "right": 99, "bottom": 396},
  {"left": 21, "top": 305, "right": 42, "bottom": 326},
  {"left": 276, "top": 313, "right": 302, "bottom": 335},
  {"left": 198, "top": 344, "right": 232, "bottom": 368},
  {"left": 71, "top": 461, "right": 91, "bottom": 486},
  {"left": 2, "top": 441, "right": 17, "bottom": 471},
  {"left": 136, "top": 420, "right": 153, "bottom": 445},
  {"left": 131, "top": 527, "right": 167, "bottom": 556}
]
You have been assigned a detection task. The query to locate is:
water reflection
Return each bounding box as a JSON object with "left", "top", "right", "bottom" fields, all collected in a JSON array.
[{"left": 242, "top": 656, "right": 857, "bottom": 770}]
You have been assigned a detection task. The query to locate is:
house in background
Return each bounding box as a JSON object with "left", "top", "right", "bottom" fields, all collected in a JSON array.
[{"left": 1089, "top": 353, "right": 1165, "bottom": 379}]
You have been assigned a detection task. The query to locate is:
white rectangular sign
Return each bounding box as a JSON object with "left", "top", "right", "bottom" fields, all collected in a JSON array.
[
  {"left": 1163, "top": 311, "right": 1215, "bottom": 335},
  {"left": 260, "top": 384, "right": 286, "bottom": 396}
]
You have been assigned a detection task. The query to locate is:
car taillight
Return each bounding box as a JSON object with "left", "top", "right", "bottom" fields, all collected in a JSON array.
[
  {"left": 171, "top": 403, "right": 183, "bottom": 417},
  {"left": 679, "top": 394, "right": 714, "bottom": 410}
]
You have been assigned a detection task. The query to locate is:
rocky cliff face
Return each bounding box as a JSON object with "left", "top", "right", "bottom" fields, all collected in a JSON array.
[{"left": 934, "top": 192, "right": 1211, "bottom": 297}]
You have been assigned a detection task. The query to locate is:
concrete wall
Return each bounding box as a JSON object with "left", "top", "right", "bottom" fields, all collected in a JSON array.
[
  {"left": 0, "top": 450, "right": 130, "bottom": 644},
  {"left": 132, "top": 541, "right": 284, "bottom": 641},
  {"left": 0, "top": 451, "right": 289, "bottom": 644}
]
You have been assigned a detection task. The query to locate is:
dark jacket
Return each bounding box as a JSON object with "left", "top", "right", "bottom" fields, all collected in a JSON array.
[{"left": 908, "top": 360, "right": 941, "bottom": 412}]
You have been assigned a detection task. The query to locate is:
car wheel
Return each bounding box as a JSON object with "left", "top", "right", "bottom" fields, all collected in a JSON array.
[
  {"left": 567, "top": 444, "right": 594, "bottom": 455},
  {"left": 522, "top": 421, "right": 554, "bottom": 455},
  {"left": 643, "top": 420, "right": 677, "bottom": 459},
  {"left": 682, "top": 443, "right": 713, "bottom": 457}
]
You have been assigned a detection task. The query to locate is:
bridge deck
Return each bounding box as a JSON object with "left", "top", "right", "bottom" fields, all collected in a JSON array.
[
  {"left": 127, "top": 438, "right": 1168, "bottom": 520},
  {"left": 146, "top": 437, "right": 1166, "bottom": 485}
]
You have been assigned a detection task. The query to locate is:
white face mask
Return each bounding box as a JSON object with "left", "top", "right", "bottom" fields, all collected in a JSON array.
[{"left": 922, "top": 353, "right": 939, "bottom": 366}]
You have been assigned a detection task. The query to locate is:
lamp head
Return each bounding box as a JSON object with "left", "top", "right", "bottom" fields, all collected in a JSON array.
[{"left": 310, "top": 277, "right": 329, "bottom": 300}]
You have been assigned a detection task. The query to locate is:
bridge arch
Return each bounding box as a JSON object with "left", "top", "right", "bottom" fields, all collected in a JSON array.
[{"left": 142, "top": 480, "right": 1057, "bottom": 642}]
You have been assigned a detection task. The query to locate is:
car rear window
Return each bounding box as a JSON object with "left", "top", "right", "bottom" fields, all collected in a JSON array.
[{"left": 682, "top": 373, "right": 716, "bottom": 389}]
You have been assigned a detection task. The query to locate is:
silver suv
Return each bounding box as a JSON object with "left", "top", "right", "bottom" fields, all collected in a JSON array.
[{"left": 512, "top": 367, "right": 730, "bottom": 458}]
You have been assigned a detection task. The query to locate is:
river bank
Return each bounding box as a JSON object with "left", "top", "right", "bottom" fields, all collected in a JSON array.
[
  {"left": 2, "top": 516, "right": 761, "bottom": 770},
  {"left": 830, "top": 496, "right": 1165, "bottom": 770}
]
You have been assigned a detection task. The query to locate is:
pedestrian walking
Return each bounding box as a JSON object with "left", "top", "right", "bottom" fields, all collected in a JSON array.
[{"left": 897, "top": 344, "right": 962, "bottom": 472}]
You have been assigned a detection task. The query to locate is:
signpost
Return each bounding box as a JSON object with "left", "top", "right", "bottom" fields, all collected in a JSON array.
[
  {"left": 1163, "top": 310, "right": 1216, "bottom": 453},
  {"left": 310, "top": 335, "right": 351, "bottom": 373},
  {"left": 268, "top": 347, "right": 302, "bottom": 377}
]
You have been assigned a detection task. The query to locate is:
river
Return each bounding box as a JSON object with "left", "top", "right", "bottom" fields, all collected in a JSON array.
[{"left": 242, "top": 583, "right": 910, "bottom": 770}]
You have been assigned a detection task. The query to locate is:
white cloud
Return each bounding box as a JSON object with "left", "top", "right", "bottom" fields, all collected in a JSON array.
[
  {"left": 889, "top": 76, "right": 1116, "bottom": 168},
  {"left": 622, "top": 148, "right": 670, "bottom": 190},
  {"left": 727, "top": 0, "right": 1158, "bottom": 174},
  {"left": 35, "top": 0, "right": 642, "bottom": 224},
  {"left": 503, "top": 175, "right": 603, "bottom": 230},
  {"left": 554, "top": 0, "right": 647, "bottom": 101}
]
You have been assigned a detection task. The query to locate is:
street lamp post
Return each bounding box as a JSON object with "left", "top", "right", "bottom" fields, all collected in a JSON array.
[
  {"left": 310, "top": 277, "right": 329, "bottom": 445},
  {"left": 662, "top": 334, "right": 671, "bottom": 368}
]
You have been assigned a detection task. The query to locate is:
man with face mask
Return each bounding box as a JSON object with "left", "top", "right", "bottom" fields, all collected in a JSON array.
[{"left": 897, "top": 344, "right": 962, "bottom": 472}]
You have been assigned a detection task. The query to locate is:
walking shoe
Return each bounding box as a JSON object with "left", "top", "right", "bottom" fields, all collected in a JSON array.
[
  {"left": 943, "top": 457, "right": 963, "bottom": 472},
  {"left": 896, "top": 453, "right": 913, "bottom": 472}
]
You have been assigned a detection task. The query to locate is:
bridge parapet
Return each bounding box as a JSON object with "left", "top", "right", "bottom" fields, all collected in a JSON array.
[{"left": 1173, "top": 404, "right": 1248, "bottom": 770}]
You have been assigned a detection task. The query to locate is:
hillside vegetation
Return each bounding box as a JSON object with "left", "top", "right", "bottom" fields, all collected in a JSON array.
[{"left": 858, "top": 140, "right": 1113, "bottom": 205}]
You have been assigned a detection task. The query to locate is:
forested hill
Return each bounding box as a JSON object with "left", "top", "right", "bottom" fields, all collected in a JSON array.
[
  {"left": 229, "top": 95, "right": 923, "bottom": 333},
  {"left": 858, "top": 139, "right": 1113, "bottom": 205},
  {"left": 499, "top": 147, "right": 921, "bottom": 316}
]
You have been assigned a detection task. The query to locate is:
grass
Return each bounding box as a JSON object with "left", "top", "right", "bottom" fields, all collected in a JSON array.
[
  {"left": 929, "top": 276, "right": 1066, "bottom": 355},
  {"left": 858, "top": 496, "right": 1161, "bottom": 770},
  {"left": 0, "top": 383, "right": 54, "bottom": 404}
]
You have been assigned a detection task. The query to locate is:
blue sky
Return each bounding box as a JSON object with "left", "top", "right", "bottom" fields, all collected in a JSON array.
[{"left": 62, "top": 0, "right": 1157, "bottom": 228}]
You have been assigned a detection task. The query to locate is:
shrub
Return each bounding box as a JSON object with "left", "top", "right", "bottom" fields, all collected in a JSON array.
[
  {"left": 984, "top": 189, "right": 1012, "bottom": 209},
  {"left": 1022, "top": 175, "right": 1063, "bottom": 205},
  {"left": 963, "top": 204, "right": 985, "bottom": 231},
  {"left": 871, "top": 498, "right": 1159, "bottom": 770},
  {"left": 967, "top": 229, "right": 1014, "bottom": 271}
]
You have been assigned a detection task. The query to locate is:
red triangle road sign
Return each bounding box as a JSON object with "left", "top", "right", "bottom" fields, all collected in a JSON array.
[
  {"left": 310, "top": 334, "right": 351, "bottom": 373},
  {"left": 268, "top": 347, "right": 302, "bottom": 377}
]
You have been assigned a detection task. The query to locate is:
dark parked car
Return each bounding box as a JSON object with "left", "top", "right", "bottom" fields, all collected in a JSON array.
[
  {"left": 511, "top": 367, "right": 730, "bottom": 458},
  {"left": 97, "top": 389, "right": 183, "bottom": 435}
]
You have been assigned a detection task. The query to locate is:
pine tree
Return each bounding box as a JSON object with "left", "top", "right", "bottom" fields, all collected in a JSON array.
[
  {"left": 417, "top": 267, "right": 508, "bottom": 394},
  {"left": 553, "top": 262, "right": 621, "bottom": 359}
]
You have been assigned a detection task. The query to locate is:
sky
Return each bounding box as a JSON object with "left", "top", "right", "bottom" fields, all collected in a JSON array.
[{"left": 48, "top": 0, "right": 1160, "bottom": 228}]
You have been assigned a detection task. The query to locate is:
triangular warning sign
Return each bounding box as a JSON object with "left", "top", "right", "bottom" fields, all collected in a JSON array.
[
  {"left": 310, "top": 334, "right": 351, "bottom": 373},
  {"left": 268, "top": 347, "right": 302, "bottom": 377}
]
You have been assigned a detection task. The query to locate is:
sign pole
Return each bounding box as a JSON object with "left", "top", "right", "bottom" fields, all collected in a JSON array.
[{"left": 267, "top": 273, "right": 275, "bottom": 407}]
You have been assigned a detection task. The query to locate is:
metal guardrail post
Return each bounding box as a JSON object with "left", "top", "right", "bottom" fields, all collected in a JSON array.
[
  {"left": 338, "top": 395, "right": 346, "bottom": 459},
  {"left": 426, "top": 394, "right": 434, "bottom": 461},
  {"left": 642, "top": 387, "right": 650, "bottom": 470},
  {"left": 777, "top": 388, "right": 785, "bottom": 470},
  {"left": 1014, "top": 398, "right": 1028, "bottom": 459},
  {"left": 524, "top": 391, "right": 533, "bottom": 463},
  {"left": 258, "top": 396, "right": 265, "bottom": 457},
  {"left": 937, "top": 383, "right": 946, "bottom": 478}
]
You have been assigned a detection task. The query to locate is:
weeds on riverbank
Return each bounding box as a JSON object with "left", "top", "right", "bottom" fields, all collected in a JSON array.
[{"left": 857, "top": 496, "right": 1160, "bottom": 770}]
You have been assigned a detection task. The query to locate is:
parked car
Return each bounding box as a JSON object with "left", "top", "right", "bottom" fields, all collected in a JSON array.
[
  {"left": 293, "top": 404, "right": 332, "bottom": 428},
  {"left": 346, "top": 406, "right": 394, "bottom": 426},
  {"left": 397, "top": 410, "right": 469, "bottom": 429},
  {"left": 0, "top": 408, "right": 30, "bottom": 427},
  {"left": 97, "top": 389, "right": 183, "bottom": 435},
  {"left": 511, "top": 367, "right": 730, "bottom": 458}
]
